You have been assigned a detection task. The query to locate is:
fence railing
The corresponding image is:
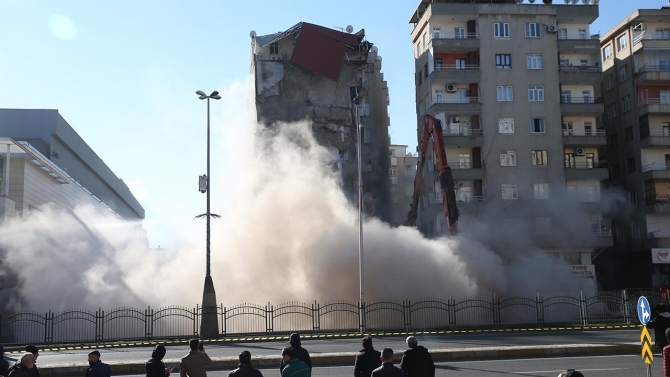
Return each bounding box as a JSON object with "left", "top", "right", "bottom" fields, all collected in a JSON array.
[
  {"left": 561, "top": 96, "right": 597, "bottom": 104},
  {"left": 564, "top": 161, "right": 602, "bottom": 169},
  {"left": 562, "top": 129, "right": 605, "bottom": 136},
  {"left": 642, "top": 163, "right": 670, "bottom": 173},
  {"left": 432, "top": 97, "right": 481, "bottom": 105},
  {"left": 637, "top": 65, "right": 670, "bottom": 74},
  {"left": 431, "top": 31, "right": 478, "bottom": 40},
  {"left": 559, "top": 65, "right": 600, "bottom": 72},
  {"left": 557, "top": 33, "right": 597, "bottom": 41},
  {"left": 0, "top": 292, "right": 656, "bottom": 345},
  {"left": 444, "top": 128, "right": 483, "bottom": 136},
  {"left": 639, "top": 98, "right": 670, "bottom": 108},
  {"left": 433, "top": 64, "right": 480, "bottom": 71}
]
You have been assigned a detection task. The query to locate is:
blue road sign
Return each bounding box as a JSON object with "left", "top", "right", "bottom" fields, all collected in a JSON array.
[{"left": 638, "top": 296, "right": 651, "bottom": 325}]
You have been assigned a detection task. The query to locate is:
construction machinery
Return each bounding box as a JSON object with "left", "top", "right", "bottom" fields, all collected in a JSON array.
[{"left": 405, "top": 115, "right": 459, "bottom": 236}]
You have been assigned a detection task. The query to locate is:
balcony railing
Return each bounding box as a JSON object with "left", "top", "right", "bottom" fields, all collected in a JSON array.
[
  {"left": 642, "top": 163, "right": 670, "bottom": 173},
  {"left": 562, "top": 129, "right": 605, "bottom": 136},
  {"left": 637, "top": 65, "right": 670, "bottom": 74},
  {"left": 443, "top": 128, "right": 483, "bottom": 136},
  {"left": 634, "top": 32, "right": 670, "bottom": 46},
  {"left": 434, "top": 64, "right": 480, "bottom": 71},
  {"left": 559, "top": 65, "right": 600, "bottom": 72},
  {"left": 431, "top": 31, "right": 478, "bottom": 40},
  {"left": 561, "top": 96, "right": 597, "bottom": 104},
  {"left": 593, "top": 228, "right": 612, "bottom": 236},
  {"left": 449, "top": 162, "right": 484, "bottom": 170},
  {"left": 432, "top": 97, "right": 481, "bottom": 105},
  {"left": 457, "top": 195, "right": 485, "bottom": 203},
  {"left": 639, "top": 98, "right": 670, "bottom": 108},
  {"left": 557, "top": 33, "right": 596, "bottom": 40},
  {"left": 647, "top": 196, "right": 670, "bottom": 213},
  {"left": 564, "top": 161, "right": 602, "bottom": 169}
]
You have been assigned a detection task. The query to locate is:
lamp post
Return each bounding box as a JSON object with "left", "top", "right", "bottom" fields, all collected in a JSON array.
[
  {"left": 353, "top": 95, "right": 364, "bottom": 334},
  {"left": 195, "top": 90, "right": 221, "bottom": 338}
]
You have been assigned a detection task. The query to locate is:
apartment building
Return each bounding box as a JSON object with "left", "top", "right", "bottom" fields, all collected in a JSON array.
[
  {"left": 251, "top": 22, "right": 392, "bottom": 222},
  {"left": 410, "top": 0, "right": 609, "bottom": 275},
  {"left": 389, "top": 144, "right": 419, "bottom": 226},
  {"left": 600, "top": 7, "right": 670, "bottom": 290}
]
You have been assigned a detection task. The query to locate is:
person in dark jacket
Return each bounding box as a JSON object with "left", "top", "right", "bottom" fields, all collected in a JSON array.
[
  {"left": 7, "top": 353, "right": 34, "bottom": 377},
  {"left": 280, "top": 348, "right": 310, "bottom": 377},
  {"left": 355, "top": 336, "right": 381, "bottom": 377},
  {"left": 146, "top": 345, "right": 172, "bottom": 377},
  {"left": 279, "top": 334, "right": 311, "bottom": 372},
  {"left": 23, "top": 346, "right": 39, "bottom": 377},
  {"left": 0, "top": 345, "right": 10, "bottom": 377},
  {"left": 228, "top": 351, "right": 263, "bottom": 377},
  {"left": 399, "top": 337, "right": 435, "bottom": 377},
  {"left": 649, "top": 305, "right": 670, "bottom": 350},
  {"left": 86, "top": 351, "right": 111, "bottom": 377},
  {"left": 372, "top": 348, "right": 404, "bottom": 377}
]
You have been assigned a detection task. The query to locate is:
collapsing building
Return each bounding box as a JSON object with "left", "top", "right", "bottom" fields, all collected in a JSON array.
[{"left": 250, "top": 22, "right": 392, "bottom": 222}]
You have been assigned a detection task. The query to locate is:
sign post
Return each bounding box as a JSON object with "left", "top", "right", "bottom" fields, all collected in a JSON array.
[{"left": 638, "top": 296, "right": 653, "bottom": 377}]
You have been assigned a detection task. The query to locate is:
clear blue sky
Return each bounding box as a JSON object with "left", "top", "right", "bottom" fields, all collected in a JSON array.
[{"left": 0, "top": 1, "right": 665, "bottom": 246}]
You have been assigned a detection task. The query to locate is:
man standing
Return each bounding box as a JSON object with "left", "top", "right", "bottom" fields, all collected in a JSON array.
[
  {"left": 0, "top": 345, "right": 10, "bottom": 377},
  {"left": 280, "top": 348, "right": 310, "bottom": 377},
  {"left": 7, "top": 354, "right": 33, "bottom": 377},
  {"left": 228, "top": 351, "right": 263, "bottom": 377},
  {"left": 146, "top": 345, "right": 173, "bottom": 377},
  {"left": 354, "top": 336, "right": 381, "bottom": 377},
  {"left": 180, "top": 339, "right": 212, "bottom": 377},
  {"left": 280, "top": 334, "right": 311, "bottom": 373},
  {"left": 86, "top": 351, "right": 111, "bottom": 377},
  {"left": 400, "top": 337, "right": 435, "bottom": 377},
  {"left": 372, "top": 348, "right": 404, "bottom": 377},
  {"left": 24, "top": 346, "right": 39, "bottom": 377},
  {"left": 649, "top": 304, "right": 670, "bottom": 350}
]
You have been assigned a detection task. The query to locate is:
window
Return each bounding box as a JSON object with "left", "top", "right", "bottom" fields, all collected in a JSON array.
[
  {"left": 499, "top": 118, "right": 515, "bottom": 134},
  {"left": 418, "top": 41, "right": 422, "bottom": 54},
  {"left": 619, "top": 65, "right": 628, "bottom": 82},
  {"left": 656, "top": 29, "right": 670, "bottom": 39},
  {"left": 526, "top": 54, "right": 543, "bottom": 70},
  {"left": 363, "top": 128, "right": 371, "bottom": 144},
  {"left": 458, "top": 153, "right": 471, "bottom": 168},
  {"left": 270, "top": 42, "right": 279, "bottom": 55},
  {"left": 602, "top": 44, "right": 613, "bottom": 61},
  {"left": 617, "top": 33, "right": 628, "bottom": 52},
  {"left": 534, "top": 183, "right": 550, "bottom": 199},
  {"left": 358, "top": 102, "right": 371, "bottom": 116},
  {"left": 562, "top": 121, "right": 573, "bottom": 135},
  {"left": 564, "top": 253, "right": 581, "bottom": 265},
  {"left": 500, "top": 150, "right": 517, "bottom": 166},
  {"left": 389, "top": 167, "right": 397, "bottom": 177},
  {"left": 435, "top": 90, "right": 443, "bottom": 104},
  {"left": 578, "top": 29, "right": 587, "bottom": 39},
  {"left": 454, "top": 27, "right": 466, "bottom": 39},
  {"left": 424, "top": 63, "right": 428, "bottom": 79},
  {"left": 530, "top": 118, "right": 546, "bottom": 133},
  {"left": 560, "top": 58, "right": 570, "bottom": 66},
  {"left": 629, "top": 190, "right": 639, "bottom": 205},
  {"left": 455, "top": 59, "right": 466, "bottom": 70},
  {"left": 558, "top": 29, "right": 567, "bottom": 39},
  {"left": 624, "top": 126, "right": 633, "bottom": 143},
  {"left": 494, "top": 23, "right": 510, "bottom": 38},
  {"left": 532, "top": 150, "right": 548, "bottom": 166},
  {"left": 605, "top": 75, "right": 614, "bottom": 91},
  {"left": 418, "top": 100, "right": 424, "bottom": 116},
  {"left": 561, "top": 90, "right": 571, "bottom": 103},
  {"left": 621, "top": 95, "right": 631, "bottom": 113},
  {"left": 631, "top": 222, "right": 640, "bottom": 239},
  {"left": 496, "top": 54, "right": 512, "bottom": 69},
  {"left": 502, "top": 184, "right": 518, "bottom": 200},
  {"left": 434, "top": 58, "right": 442, "bottom": 70},
  {"left": 432, "top": 27, "right": 441, "bottom": 39},
  {"left": 585, "top": 121, "right": 593, "bottom": 135},
  {"left": 525, "top": 23, "right": 541, "bottom": 38},
  {"left": 418, "top": 71, "right": 422, "bottom": 86},
  {"left": 528, "top": 86, "right": 544, "bottom": 101},
  {"left": 422, "top": 33, "right": 427, "bottom": 50},
  {"left": 497, "top": 86, "right": 513, "bottom": 101},
  {"left": 535, "top": 217, "right": 552, "bottom": 235},
  {"left": 627, "top": 157, "right": 636, "bottom": 174},
  {"left": 607, "top": 104, "right": 617, "bottom": 120},
  {"left": 580, "top": 59, "right": 588, "bottom": 66},
  {"left": 662, "top": 90, "right": 670, "bottom": 104},
  {"left": 457, "top": 186, "right": 472, "bottom": 202}
]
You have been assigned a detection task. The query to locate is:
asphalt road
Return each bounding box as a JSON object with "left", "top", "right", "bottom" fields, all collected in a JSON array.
[
  {"left": 6, "top": 330, "right": 641, "bottom": 367},
  {"left": 111, "top": 355, "right": 662, "bottom": 377}
]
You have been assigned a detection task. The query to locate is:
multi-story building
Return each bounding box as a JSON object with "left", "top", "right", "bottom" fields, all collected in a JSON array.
[
  {"left": 410, "top": 0, "right": 609, "bottom": 275},
  {"left": 600, "top": 7, "right": 670, "bottom": 290},
  {"left": 251, "top": 22, "right": 392, "bottom": 222},
  {"left": 389, "top": 144, "right": 418, "bottom": 226}
]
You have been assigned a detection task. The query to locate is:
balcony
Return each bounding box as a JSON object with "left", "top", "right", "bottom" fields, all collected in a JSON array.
[
  {"left": 641, "top": 130, "right": 670, "bottom": 148},
  {"left": 430, "top": 65, "right": 480, "bottom": 84},
  {"left": 429, "top": 97, "right": 481, "bottom": 116},
  {"left": 564, "top": 161, "right": 609, "bottom": 180},
  {"left": 646, "top": 196, "right": 670, "bottom": 214},
  {"left": 450, "top": 162, "right": 485, "bottom": 180},
  {"left": 430, "top": 31, "right": 479, "bottom": 53},
  {"left": 558, "top": 65, "right": 601, "bottom": 85},
  {"left": 647, "top": 233, "right": 670, "bottom": 249},
  {"left": 535, "top": 228, "right": 613, "bottom": 248},
  {"left": 641, "top": 163, "right": 670, "bottom": 181},
  {"left": 638, "top": 98, "right": 670, "bottom": 117},
  {"left": 562, "top": 129, "right": 606, "bottom": 146},
  {"left": 635, "top": 65, "right": 670, "bottom": 86},
  {"left": 633, "top": 33, "right": 670, "bottom": 53},
  {"left": 568, "top": 195, "right": 609, "bottom": 213},
  {"left": 443, "top": 127, "right": 483, "bottom": 147},
  {"left": 560, "top": 96, "right": 604, "bottom": 115},
  {"left": 556, "top": 34, "right": 600, "bottom": 53}
]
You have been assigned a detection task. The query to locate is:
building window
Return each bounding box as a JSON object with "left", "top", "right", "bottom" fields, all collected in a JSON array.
[
  {"left": 619, "top": 65, "right": 628, "bottom": 82},
  {"left": 605, "top": 74, "right": 613, "bottom": 91},
  {"left": 502, "top": 184, "right": 518, "bottom": 200},
  {"left": 627, "top": 157, "right": 636, "bottom": 174},
  {"left": 499, "top": 118, "right": 515, "bottom": 134},
  {"left": 526, "top": 54, "right": 543, "bottom": 70},
  {"left": 424, "top": 63, "right": 428, "bottom": 79},
  {"left": 631, "top": 222, "right": 640, "bottom": 239},
  {"left": 602, "top": 44, "right": 613, "bottom": 61},
  {"left": 532, "top": 150, "right": 548, "bottom": 166},
  {"left": 564, "top": 252, "right": 581, "bottom": 265},
  {"left": 617, "top": 33, "right": 628, "bottom": 52},
  {"left": 418, "top": 71, "right": 422, "bottom": 86},
  {"left": 525, "top": 23, "right": 541, "bottom": 38},
  {"left": 432, "top": 27, "right": 441, "bottom": 39},
  {"left": 662, "top": 90, "right": 670, "bottom": 104},
  {"left": 624, "top": 126, "right": 633, "bottom": 143},
  {"left": 454, "top": 27, "right": 466, "bottom": 39},
  {"left": 497, "top": 86, "right": 513, "bottom": 101},
  {"left": 607, "top": 104, "right": 617, "bottom": 120},
  {"left": 418, "top": 100, "right": 424, "bottom": 116},
  {"left": 530, "top": 118, "right": 546, "bottom": 133},
  {"left": 500, "top": 150, "right": 517, "bottom": 166},
  {"left": 621, "top": 95, "right": 631, "bottom": 113},
  {"left": 535, "top": 217, "right": 552, "bottom": 235},
  {"left": 496, "top": 54, "right": 512, "bottom": 69},
  {"left": 458, "top": 153, "right": 471, "bottom": 168},
  {"left": 389, "top": 167, "right": 397, "bottom": 177},
  {"left": 528, "top": 86, "right": 544, "bottom": 101},
  {"left": 494, "top": 23, "right": 510, "bottom": 38},
  {"left": 534, "top": 183, "right": 550, "bottom": 199},
  {"left": 363, "top": 127, "right": 371, "bottom": 144},
  {"left": 629, "top": 190, "right": 638, "bottom": 205},
  {"left": 270, "top": 42, "right": 279, "bottom": 55}
]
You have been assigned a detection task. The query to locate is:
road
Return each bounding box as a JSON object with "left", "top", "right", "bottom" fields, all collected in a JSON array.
[
  {"left": 7, "top": 330, "right": 641, "bottom": 367},
  {"left": 111, "top": 355, "right": 661, "bottom": 377}
]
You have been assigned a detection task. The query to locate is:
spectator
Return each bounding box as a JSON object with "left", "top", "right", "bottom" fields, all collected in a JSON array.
[
  {"left": 7, "top": 354, "right": 33, "bottom": 377},
  {"left": 355, "top": 336, "right": 381, "bottom": 377},
  {"left": 558, "top": 370, "right": 584, "bottom": 377},
  {"left": 280, "top": 347, "right": 310, "bottom": 377},
  {"left": 86, "top": 351, "right": 111, "bottom": 377},
  {"left": 180, "top": 339, "right": 211, "bottom": 377},
  {"left": 280, "top": 334, "right": 311, "bottom": 373},
  {"left": 400, "top": 337, "right": 435, "bottom": 377},
  {"left": 146, "top": 345, "right": 173, "bottom": 377},
  {"left": 664, "top": 328, "right": 670, "bottom": 377},
  {"left": 0, "top": 345, "right": 10, "bottom": 377},
  {"left": 24, "top": 346, "right": 39, "bottom": 377},
  {"left": 228, "top": 351, "right": 263, "bottom": 377},
  {"left": 372, "top": 348, "right": 404, "bottom": 377},
  {"left": 649, "top": 305, "right": 670, "bottom": 350}
]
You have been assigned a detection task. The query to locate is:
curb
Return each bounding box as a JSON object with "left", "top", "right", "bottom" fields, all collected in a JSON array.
[{"left": 32, "top": 343, "right": 642, "bottom": 377}]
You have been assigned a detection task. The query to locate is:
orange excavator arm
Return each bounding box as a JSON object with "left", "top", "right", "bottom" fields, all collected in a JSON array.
[{"left": 404, "top": 115, "right": 459, "bottom": 236}]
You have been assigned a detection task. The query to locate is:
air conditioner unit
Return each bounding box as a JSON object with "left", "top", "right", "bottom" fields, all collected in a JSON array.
[
  {"left": 446, "top": 84, "right": 457, "bottom": 92},
  {"left": 255, "top": 53, "right": 263, "bottom": 61},
  {"left": 575, "top": 147, "right": 586, "bottom": 156},
  {"left": 547, "top": 25, "right": 558, "bottom": 33}
]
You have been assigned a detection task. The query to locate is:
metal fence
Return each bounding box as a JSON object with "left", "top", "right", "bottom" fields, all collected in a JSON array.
[{"left": 0, "top": 291, "right": 657, "bottom": 345}]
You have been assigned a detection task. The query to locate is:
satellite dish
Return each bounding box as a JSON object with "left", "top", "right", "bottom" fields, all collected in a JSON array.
[
  {"left": 528, "top": 0, "right": 535, "bottom": 3},
  {"left": 371, "top": 46, "right": 378, "bottom": 53},
  {"left": 582, "top": 0, "right": 590, "bottom": 3},
  {"left": 516, "top": 0, "right": 524, "bottom": 3},
  {"left": 51, "top": 149, "right": 61, "bottom": 159},
  {"left": 346, "top": 25, "right": 354, "bottom": 33},
  {"left": 571, "top": 0, "right": 579, "bottom": 3},
  {"left": 250, "top": 30, "right": 257, "bottom": 39},
  {"left": 592, "top": 0, "right": 599, "bottom": 3},
  {"left": 564, "top": 0, "right": 570, "bottom": 3}
]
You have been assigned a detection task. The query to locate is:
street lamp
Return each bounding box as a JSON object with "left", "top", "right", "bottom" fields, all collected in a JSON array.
[
  {"left": 353, "top": 94, "right": 365, "bottom": 334},
  {"left": 195, "top": 90, "right": 221, "bottom": 338}
]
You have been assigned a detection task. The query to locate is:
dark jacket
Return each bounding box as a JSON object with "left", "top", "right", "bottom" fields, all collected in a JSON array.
[
  {"left": 0, "top": 355, "right": 9, "bottom": 377},
  {"left": 280, "top": 359, "right": 310, "bottom": 377},
  {"left": 228, "top": 364, "right": 263, "bottom": 377},
  {"left": 400, "top": 346, "right": 435, "bottom": 377},
  {"left": 372, "top": 363, "right": 405, "bottom": 377},
  {"left": 147, "top": 345, "right": 170, "bottom": 377},
  {"left": 86, "top": 361, "right": 111, "bottom": 377},
  {"left": 354, "top": 347, "right": 382, "bottom": 377},
  {"left": 649, "top": 313, "right": 670, "bottom": 349},
  {"left": 27, "top": 365, "right": 39, "bottom": 377},
  {"left": 280, "top": 335, "right": 312, "bottom": 372},
  {"left": 7, "top": 363, "right": 30, "bottom": 377}
]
